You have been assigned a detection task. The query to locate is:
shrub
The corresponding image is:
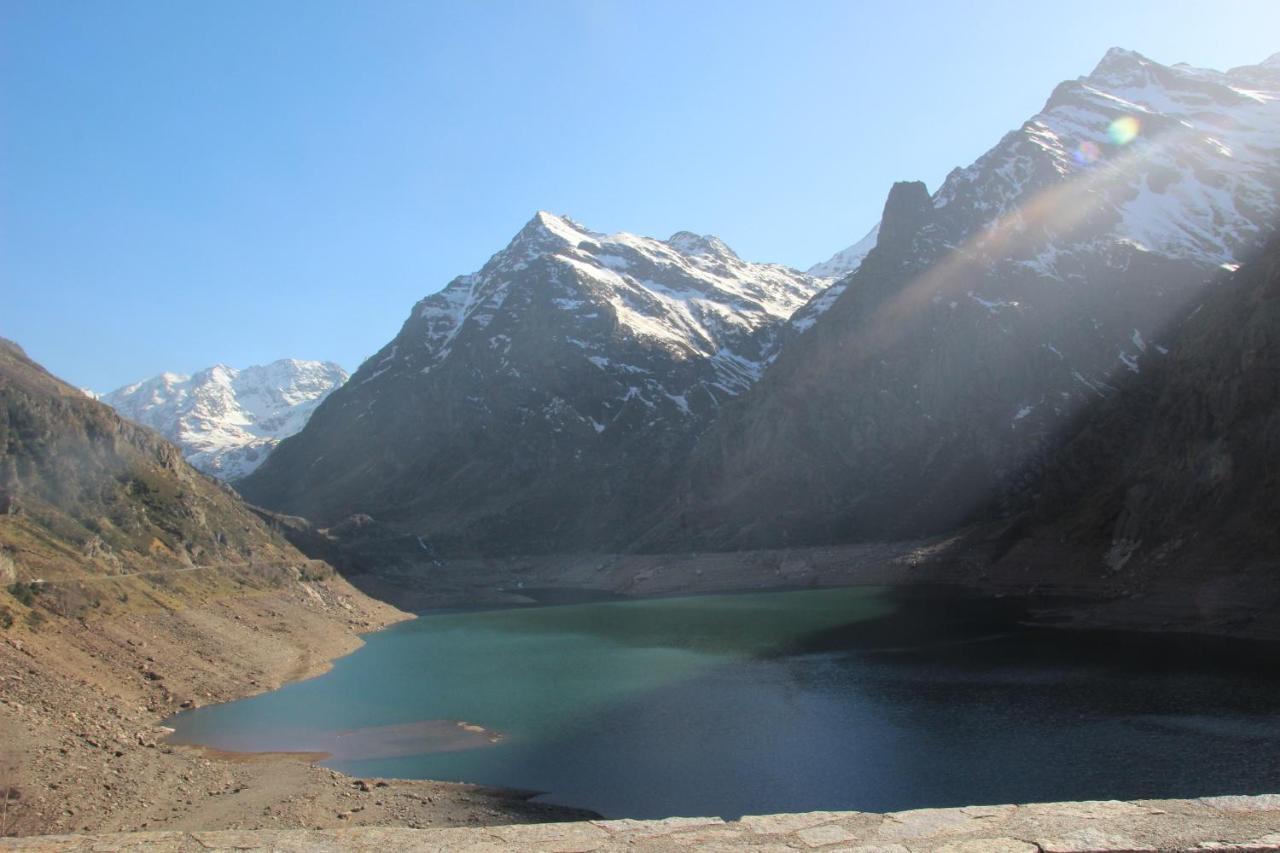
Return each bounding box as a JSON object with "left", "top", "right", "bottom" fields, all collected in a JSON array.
[
  {"left": 298, "top": 564, "right": 332, "bottom": 582},
  {"left": 6, "top": 582, "right": 39, "bottom": 608}
]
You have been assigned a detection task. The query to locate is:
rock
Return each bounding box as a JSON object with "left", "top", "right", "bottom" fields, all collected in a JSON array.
[
  {"left": 739, "top": 811, "right": 864, "bottom": 835},
  {"left": 796, "top": 823, "right": 859, "bottom": 847},
  {"left": 1036, "top": 826, "right": 1156, "bottom": 853}
]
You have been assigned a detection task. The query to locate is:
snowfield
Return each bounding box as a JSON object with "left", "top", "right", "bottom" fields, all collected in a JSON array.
[{"left": 103, "top": 359, "right": 348, "bottom": 480}]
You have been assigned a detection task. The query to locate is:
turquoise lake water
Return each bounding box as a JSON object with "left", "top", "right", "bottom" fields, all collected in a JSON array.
[{"left": 168, "top": 587, "right": 1280, "bottom": 819}]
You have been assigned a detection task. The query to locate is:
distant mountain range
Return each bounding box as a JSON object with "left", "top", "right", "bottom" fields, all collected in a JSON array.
[
  {"left": 233, "top": 48, "right": 1277, "bottom": 566},
  {"left": 81, "top": 46, "right": 1270, "bottom": 608},
  {"left": 101, "top": 360, "right": 347, "bottom": 481}
]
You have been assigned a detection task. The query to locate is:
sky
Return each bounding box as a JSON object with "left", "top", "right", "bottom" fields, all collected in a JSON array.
[{"left": 4, "top": 0, "right": 1279, "bottom": 392}]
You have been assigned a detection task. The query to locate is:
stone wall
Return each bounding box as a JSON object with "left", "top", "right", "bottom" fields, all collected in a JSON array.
[{"left": 5, "top": 794, "right": 1280, "bottom": 851}]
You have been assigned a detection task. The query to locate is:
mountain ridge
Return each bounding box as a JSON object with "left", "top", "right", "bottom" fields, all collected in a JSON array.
[
  {"left": 238, "top": 212, "right": 823, "bottom": 556},
  {"left": 811, "top": 48, "right": 1280, "bottom": 281},
  {"left": 102, "top": 358, "right": 347, "bottom": 481}
]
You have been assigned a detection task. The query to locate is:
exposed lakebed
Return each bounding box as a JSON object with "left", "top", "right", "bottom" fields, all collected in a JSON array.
[{"left": 167, "top": 587, "right": 1280, "bottom": 819}]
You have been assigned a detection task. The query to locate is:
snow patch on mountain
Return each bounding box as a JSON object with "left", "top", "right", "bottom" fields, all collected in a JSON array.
[
  {"left": 807, "top": 224, "right": 880, "bottom": 280},
  {"left": 403, "top": 211, "right": 824, "bottom": 398},
  {"left": 103, "top": 360, "right": 348, "bottom": 480},
  {"left": 807, "top": 49, "right": 1279, "bottom": 333},
  {"left": 936, "top": 48, "right": 1280, "bottom": 268}
]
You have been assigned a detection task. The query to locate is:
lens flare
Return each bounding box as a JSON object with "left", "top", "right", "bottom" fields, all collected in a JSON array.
[
  {"left": 1107, "top": 115, "right": 1140, "bottom": 146},
  {"left": 1072, "top": 140, "right": 1102, "bottom": 166}
]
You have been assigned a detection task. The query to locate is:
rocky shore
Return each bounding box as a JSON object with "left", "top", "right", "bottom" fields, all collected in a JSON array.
[{"left": 0, "top": 573, "right": 592, "bottom": 839}]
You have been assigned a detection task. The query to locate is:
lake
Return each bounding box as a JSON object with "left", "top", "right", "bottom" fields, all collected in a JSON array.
[{"left": 167, "top": 586, "right": 1280, "bottom": 819}]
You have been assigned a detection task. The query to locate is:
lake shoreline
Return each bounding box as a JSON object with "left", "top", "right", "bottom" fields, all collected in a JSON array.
[
  {"left": 338, "top": 537, "right": 1280, "bottom": 643},
  {"left": 0, "top": 573, "right": 597, "bottom": 839},
  {"left": 20, "top": 552, "right": 1266, "bottom": 838}
]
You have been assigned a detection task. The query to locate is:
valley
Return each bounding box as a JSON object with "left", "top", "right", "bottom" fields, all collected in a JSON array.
[{"left": 3, "top": 36, "right": 1280, "bottom": 848}]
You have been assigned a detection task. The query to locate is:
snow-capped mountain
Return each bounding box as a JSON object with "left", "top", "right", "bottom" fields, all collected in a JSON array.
[
  {"left": 633, "top": 48, "right": 1280, "bottom": 551},
  {"left": 793, "top": 224, "right": 879, "bottom": 333},
  {"left": 932, "top": 47, "right": 1279, "bottom": 267},
  {"left": 103, "top": 360, "right": 348, "bottom": 481},
  {"left": 238, "top": 213, "right": 822, "bottom": 555},
  {"left": 807, "top": 48, "right": 1279, "bottom": 289},
  {"left": 405, "top": 212, "right": 820, "bottom": 400},
  {"left": 806, "top": 224, "right": 879, "bottom": 280}
]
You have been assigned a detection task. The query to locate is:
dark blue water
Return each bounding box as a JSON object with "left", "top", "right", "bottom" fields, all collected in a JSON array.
[{"left": 167, "top": 587, "right": 1280, "bottom": 818}]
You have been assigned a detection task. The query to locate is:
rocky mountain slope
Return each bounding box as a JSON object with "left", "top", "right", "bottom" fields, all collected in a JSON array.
[
  {"left": 0, "top": 340, "right": 308, "bottom": 578},
  {"left": 238, "top": 213, "right": 822, "bottom": 556},
  {"left": 943, "top": 234, "right": 1280, "bottom": 635},
  {"left": 102, "top": 360, "right": 347, "bottom": 481},
  {"left": 630, "top": 48, "right": 1280, "bottom": 552}
]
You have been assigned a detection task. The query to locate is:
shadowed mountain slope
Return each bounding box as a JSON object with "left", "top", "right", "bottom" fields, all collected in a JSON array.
[{"left": 629, "top": 49, "right": 1280, "bottom": 552}]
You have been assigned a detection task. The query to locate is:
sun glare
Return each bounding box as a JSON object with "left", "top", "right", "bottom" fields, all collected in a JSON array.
[{"left": 1107, "top": 114, "right": 1141, "bottom": 146}]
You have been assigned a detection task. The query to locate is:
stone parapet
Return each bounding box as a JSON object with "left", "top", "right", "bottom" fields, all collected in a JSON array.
[{"left": 5, "top": 794, "right": 1280, "bottom": 851}]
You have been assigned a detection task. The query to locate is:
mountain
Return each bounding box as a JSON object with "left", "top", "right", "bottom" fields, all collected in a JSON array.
[
  {"left": 102, "top": 359, "right": 347, "bottom": 481},
  {"left": 806, "top": 224, "right": 879, "bottom": 280},
  {"left": 812, "top": 48, "right": 1280, "bottom": 282},
  {"left": 0, "top": 339, "right": 315, "bottom": 584},
  {"left": 247, "top": 48, "right": 1279, "bottom": 564},
  {"left": 954, "top": 234, "right": 1280, "bottom": 635},
  {"left": 238, "top": 213, "right": 823, "bottom": 556},
  {"left": 630, "top": 48, "right": 1280, "bottom": 551}
]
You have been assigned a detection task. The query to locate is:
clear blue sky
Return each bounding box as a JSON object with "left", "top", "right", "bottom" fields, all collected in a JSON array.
[{"left": 4, "top": 0, "right": 1278, "bottom": 391}]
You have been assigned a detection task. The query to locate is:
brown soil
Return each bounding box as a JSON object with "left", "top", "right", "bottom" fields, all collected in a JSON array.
[{"left": 0, "top": 574, "right": 593, "bottom": 838}]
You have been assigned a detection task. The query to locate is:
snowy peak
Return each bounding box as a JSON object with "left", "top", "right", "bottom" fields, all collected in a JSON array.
[
  {"left": 1088, "top": 46, "right": 1154, "bottom": 81},
  {"left": 385, "top": 212, "right": 825, "bottom": 398},
  {"left": 515, "top": 210, "right": 594, "bottom": 251},
  {"left": 665, "top": 231, "right": 739, "bottom": 259},
  {"left": 810, "top": 47, "right": 1280, "bottom": 287},
  {"left": 103, "top": 359, "right": 347, "bottom": 480},
  {"left": 932, "top": 46, "right": 1280, "bottom": 269},
  {"left": 806, "top": 224, "right": 879, "bottom": 279}
]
